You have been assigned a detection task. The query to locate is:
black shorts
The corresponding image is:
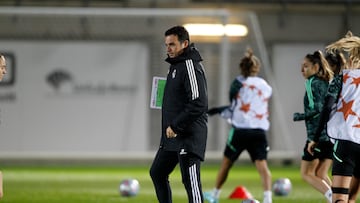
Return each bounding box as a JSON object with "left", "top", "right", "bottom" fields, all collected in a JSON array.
[
  {"left": 332, "top": 139, "right": 360, "bottom": 177},
  {"left": 302, "top": 140, "right": 333, "bottom": 161},
  {"left": 224, "top": 128, "right": 269, "bottom": 162}
]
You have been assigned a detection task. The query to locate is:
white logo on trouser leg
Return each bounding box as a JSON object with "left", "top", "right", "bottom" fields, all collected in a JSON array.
[{"left": 180, "top": 149, "right": 187, "bottom": 155}]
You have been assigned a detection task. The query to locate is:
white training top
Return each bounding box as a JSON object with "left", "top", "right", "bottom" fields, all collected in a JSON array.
[
  {"left": 230, "top": 76, "right": 272, "bottom": 130},
  {"left": 327, "top": 69, "right": 360, "bottom": 144}
]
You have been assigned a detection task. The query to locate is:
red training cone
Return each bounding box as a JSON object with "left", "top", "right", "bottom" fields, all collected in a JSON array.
[{"left": 229, "top": 186, "right": 253, "bottom": 199}]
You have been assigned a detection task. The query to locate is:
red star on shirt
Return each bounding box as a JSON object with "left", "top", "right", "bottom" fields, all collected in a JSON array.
[
  {"left": 255, "top": 113, "right": 264, "bottom": 120},
  {"left": 337, "top": 98, "right": 357, "bottom": 121},
  {"left": 353, "top": 117, "right": 360, "bottom": 128},
  {"left": 240, "top": 102, "right": 251, "bottom": 113},
  {"left": 343, "top": 73, "right": 351, "bottom": 84},
  {"left": 263, "top": 97, "right": 270, "bottom": 102},
  {"left": 351, "top": 77, "right": 360, "bottom": 88},
  {"left": 249, "top": 85, "right": 256, "bottom": 91}
]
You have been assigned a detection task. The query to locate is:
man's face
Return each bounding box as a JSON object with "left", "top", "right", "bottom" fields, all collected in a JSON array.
[
  {"left": 165, "top": 34, "right": 188, "bottom": 58},
  {"left": 0, "top": 56, "right": 7, "bottom": 82}
]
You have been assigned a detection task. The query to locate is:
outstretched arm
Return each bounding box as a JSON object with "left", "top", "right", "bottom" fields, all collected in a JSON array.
[{"left": 207, "top": 106, "right": 230, "bottom": 116}]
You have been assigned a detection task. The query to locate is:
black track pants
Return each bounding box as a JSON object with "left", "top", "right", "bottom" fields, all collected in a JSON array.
[{"left": 150, "top": 148, "right": 203, "bottom": 203}]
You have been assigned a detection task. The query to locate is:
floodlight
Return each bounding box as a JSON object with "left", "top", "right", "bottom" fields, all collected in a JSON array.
[{"left": 183, "top": 23, "right": 248, "bottom": 37}]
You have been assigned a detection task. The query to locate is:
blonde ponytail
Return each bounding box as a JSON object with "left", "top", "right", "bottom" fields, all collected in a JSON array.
[{"left": 326, "top": 31, "right": 360, "bottom": 69}]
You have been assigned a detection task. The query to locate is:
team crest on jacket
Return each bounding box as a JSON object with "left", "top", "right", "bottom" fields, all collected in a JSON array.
[{"left": 172, "top": 69, "right": 176, "bottom": 78}]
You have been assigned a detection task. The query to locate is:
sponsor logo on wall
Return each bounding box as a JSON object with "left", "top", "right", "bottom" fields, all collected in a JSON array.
[{"left": 46, "top": 69, "right": 137, "bottom": 96}]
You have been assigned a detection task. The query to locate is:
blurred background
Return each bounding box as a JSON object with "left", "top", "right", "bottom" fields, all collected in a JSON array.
[{"left": 0, "top": 0, "right": 359, "bottom": 164}]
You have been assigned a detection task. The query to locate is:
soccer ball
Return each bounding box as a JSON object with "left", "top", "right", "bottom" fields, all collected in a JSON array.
[
  {"left": 119, "top": 178, "right": 140, "bottom": 197},
  {"left": 241, "top": 198, "right": 260, "bottom": 203},
  {"left": 273, "top": 178, "right": 292, "bottom": 196}
]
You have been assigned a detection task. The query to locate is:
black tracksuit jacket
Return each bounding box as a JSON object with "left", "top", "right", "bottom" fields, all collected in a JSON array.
[{"left": 160, "top": 43, "right": 208, "bottom": 161}]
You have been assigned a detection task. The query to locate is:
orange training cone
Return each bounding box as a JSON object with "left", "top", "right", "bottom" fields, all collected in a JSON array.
[{"left": 229, "top": 186, "right": 253, "bottom": 199}]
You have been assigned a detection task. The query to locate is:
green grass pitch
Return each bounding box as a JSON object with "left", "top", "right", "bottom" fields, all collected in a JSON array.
[{"left": 0, "top": 163, "right": 329, "bottom": 203}]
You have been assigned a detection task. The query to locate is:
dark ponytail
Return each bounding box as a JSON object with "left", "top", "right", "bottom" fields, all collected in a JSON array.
[
  {"left": 305, "top": 50, "right": 333, "bottom": 81},
  {"left": 325, "top": 51, "right": 345, "bottom": 75}
]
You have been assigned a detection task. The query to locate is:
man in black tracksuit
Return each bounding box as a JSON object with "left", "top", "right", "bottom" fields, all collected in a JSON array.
[{"left": 150, "top": 26, "right": 208, "bottom": 203}]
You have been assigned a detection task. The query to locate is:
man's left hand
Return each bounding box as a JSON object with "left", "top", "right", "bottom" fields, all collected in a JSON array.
[{"left": 166, "top": 126, "right": 177, "bottom": 138}]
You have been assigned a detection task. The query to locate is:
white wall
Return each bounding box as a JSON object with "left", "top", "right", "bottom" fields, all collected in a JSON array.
[{"left": 0, "top": 41, "right": 149, "bottom": 157}]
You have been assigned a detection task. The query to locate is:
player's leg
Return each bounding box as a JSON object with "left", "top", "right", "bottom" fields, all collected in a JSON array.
[
  {"left": 348, "top": 176, "right": 360, "bottom": 203},
  {"left": 316, "top": 158, "right": 333, "bottom": 202},
  {"left": 254, "top": 159, "right": 272, "bottom": 203},
  {"left": 317, "top": 159, "right": 332, "bottom": 185},
  {"left": 332, "top": 175, "right": 351, "bottom": 203},
  {"left": 214, "top": 156, "right": 233, "bottom": 189},
  {"left": 301, "top": 159, "right": 331, "bottom": 193},
  {"left": 248, "top": 129, "right": 272, "bottom": 203},
  {"left": 203, "top": 156, "right": 234, "bottom": 203},
  {"left": 255, "top": 160, "right": 272, "bottom": 192},
  {"left": 150, "top": 149, "right": 178, "bottom": 203},
  {"left": 315, "top": 140, "right": 333, "bottom": 187},
  {"left": 179, "top": 151, "right": 203, "bottom": 203},
  {"left": 214, "top": 128, "right": 242, "bottom": 190},
  {"left": 311, "top": 140, "right": 334, "bottom": 202},
  {"left": 204, "top": 128, "right": 242, "bottom": 203},
  {"left": 301, "top": 140, "right": 331, "bottom": 198},
  {"left": 331, "top": 140, "right": 357, "bottom": 203}
]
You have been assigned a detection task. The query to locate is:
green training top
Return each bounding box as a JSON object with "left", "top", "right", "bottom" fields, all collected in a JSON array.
[{"left": 298, "top": 75, "right": 330, "bottom": 142}]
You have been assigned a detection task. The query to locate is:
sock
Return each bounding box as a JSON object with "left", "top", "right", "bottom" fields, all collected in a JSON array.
[
  {"left": 324, "top": 189, "right": 332, "bottom": 203},
  {"left": 213, "top": 188, "right": 221, "bottom": 198},
  {"left": 263, "top": 190, "right": 272, "bottom": 203}
]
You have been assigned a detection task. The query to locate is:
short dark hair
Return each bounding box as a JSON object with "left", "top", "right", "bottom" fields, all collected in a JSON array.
[{"left": 165, "top": 25, "right": 190, "bottom": 43}]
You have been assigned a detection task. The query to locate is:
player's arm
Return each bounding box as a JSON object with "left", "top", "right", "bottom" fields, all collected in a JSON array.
[
  {"left": 207, "top": 105, "right": 230, "bottom": 116},
  {"left": 207, "top": 79, "right": 240, "bottom": 116},
  {"left": 229, "top": 78, "right": 242, "bottom": 102},
  {"left": 293, "top": 112, "right": 305, "bottom": 121},
  {"left": 308, "top": 76, "right": 342, "bottom": 154},
  {"left": 295, "top": 80, "right": 327, "bottom": 122},
  {"left": 307, "top": 95, "right": 336, "bottom": 155},
  {"left": 311, "top": 76, "right": 342, "bottom": 142}
]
